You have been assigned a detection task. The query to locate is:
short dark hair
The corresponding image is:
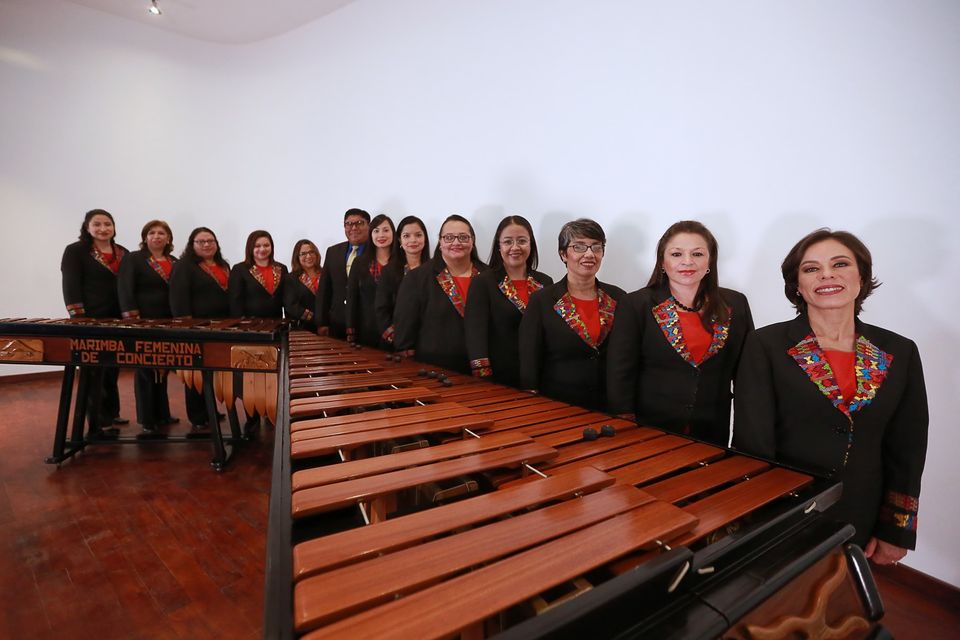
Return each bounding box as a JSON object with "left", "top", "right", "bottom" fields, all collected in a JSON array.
[
  {"left": 344, "top": 208, "right": 371, "bottom": 223},
  {"left": 290, "top": 239, "right": 320, "bottom": 275},
  {"left": 558, "top": 218, "right": 605, "bottom": 256},
  {"left": 391, "top": 215, "right": 431, "bottom": 270},
  {"left": 782, "top": 228, "right": 880, "bottom": 316},
  {"left": 432, "top": 214, "right": 481, "bottom": 264},
  {"left": 78, "top": 209, "right": 116, "bottom": 246},
  {"left": 180, "top": 226, "right": 228, "bottom": 267},
  {"left": 646, "top": 220, "right": 729, "bottom": 326},
  {"left": 244, "top": 230, "right": 275, "bottom": 266},
  {"left": 139, "top": 220, "right": 174, "bottom": 255},
  {"left": 488, "top": 215, "right": 539, "bottom": 272}
]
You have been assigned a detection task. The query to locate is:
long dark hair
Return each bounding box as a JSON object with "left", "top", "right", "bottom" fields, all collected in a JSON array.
[
  {"left": 243, "top": 230, "right": 275, "bottom": 267},
  {"left": 487, "top": 215, "right": 539, "bottom": 273},
  {"left": 432, "top": 214, "right": 482, "bottom": 264},
  {"left": 363, "top": 214, "right": 396, "bottom": 260},
  {"left": 646, "top": 220, "right": 729, "bottom": 326},
  {"left": 390, "top": 216, "right": 431, "bottom": 272},
  {"left": 290, "top": 239, "right": 320, "bottom": 276},
  {"left": 181, "top": 227, "right": 229, "bottom": 267},
  {"left": 78, "top": 209, "right": 116, "bottom": 248},
  {"left": 781, "top": 228, "right": 880, "bottom": 316},
  {"left": 139, "top": 220, "right": 174, "bottom": 256}
]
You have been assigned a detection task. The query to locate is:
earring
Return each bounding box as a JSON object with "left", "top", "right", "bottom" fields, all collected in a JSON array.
[
  {"left": 661, "top": 268, "right": 666, "bottom": 273},
  {"left": 705, "top": 268, "right": 710, "bottom": 274}
]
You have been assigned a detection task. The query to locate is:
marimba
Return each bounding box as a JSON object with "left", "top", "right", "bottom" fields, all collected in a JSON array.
[
  {"left": 264, "top": 331, "right": 886, "bottom": 638},
  {"left": 0, "top": 317, "right": 286, "bottom": 470}
]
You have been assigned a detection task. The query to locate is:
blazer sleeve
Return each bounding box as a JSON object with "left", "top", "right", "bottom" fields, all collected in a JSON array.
[
  {"left": 463, "top": 277, "right": 493, "bottom": 377},
  {"left": 283, "top": 275, "right": 310, "bottom": 322},
  {"left": 60, "top": 244, "right": 86, "bottom": 317},
  {"left": 117, "top": 254, "right": 139, "bottom": 317},
  {"left": 606, "top": 295, "right": 642, "bottom": 416},
  {"left": 392, "top": 270, "right": 422, "bottom": 352},
  {"left": 518, "top": 291, "right": 546, "bottom": 392},
  {"left": 374, "top": 269, "right": 399, "bottom": 341},
  {"left": 169, "top": 261, "right": 193, "bottom": 317},
  {"left": 874, "top": 340, "right": 929, "bottom": 549},
  {"left": 316, "top": 251, "right": 335, "bottom": 328},
  {"left": 228, "top": 266, "right": 246, "bottom": 317},
  {"left": 732, "top": 331, "right": 778, "bottom": 459}
]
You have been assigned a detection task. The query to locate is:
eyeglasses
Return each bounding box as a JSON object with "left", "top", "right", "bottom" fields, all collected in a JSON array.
[
  {"left": 193, "top": 239, "right": 217, "bottom": 246},
  {"left": 499, "top": 238, "right": 530, "bottom": 248},
  {"left": 567, "top": 242, "right": 605, "bottom": 255},
  {"left": 299, "top": 250, "right": 318, "bottom": 257},
  {"left": 344, "top": 220, "right": 368, "bottom": 229},
  {"left": 441, "top": 233, "right": 472, "bottom": 244}
]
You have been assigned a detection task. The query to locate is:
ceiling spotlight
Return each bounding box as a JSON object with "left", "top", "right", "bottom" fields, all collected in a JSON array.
[{"left": 148, "top": 0, "right": 162, "bottom": 16}]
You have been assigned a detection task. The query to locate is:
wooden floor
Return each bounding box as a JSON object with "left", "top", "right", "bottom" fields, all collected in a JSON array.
[{"left": 1, "top": 372, "right": 958, "bottom": 639}]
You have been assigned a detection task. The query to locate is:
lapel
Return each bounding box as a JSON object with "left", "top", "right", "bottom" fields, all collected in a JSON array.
[
  {"left": 249, "top": 264, "right": 282, "bottom": 294},
  {"left": 368, "top": 256, "right": 384, "bottom": 283},
  {"left": 786, "top": 316, "right": 893, "bottom": 419},
  {"left": 90, "top": 245, "right": 126, "bottom": 273},
  {"left": 299, "top": 271, "right": 319, "bottom": 294},
  {"left": 146, "top": 253, "right": 171, "bottom": 283},
  {"left": 199, "top": 261, "right": 228, "bottom": 291},
  {"left": 552, "top": 279, "right": 617, "bottom": 349},
  {"left": 650, "top": 290, "right": 731, "bottom": 367},
  {"left": 436, "top": 261, "right": 480, "bottom": 317},
  {"left": 496, "top": 269, "right": 545, "bottom": 313}
]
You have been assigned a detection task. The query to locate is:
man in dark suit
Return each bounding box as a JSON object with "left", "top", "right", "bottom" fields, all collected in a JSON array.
[{"left": 316, "top": 208, "right": 370, "bottom": 338}]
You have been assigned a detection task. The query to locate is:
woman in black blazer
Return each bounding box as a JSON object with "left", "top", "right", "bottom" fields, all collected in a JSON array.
[
  {"left": 519, "top": 219, "right": 625, "bottom": 411},
  {"left": 393, "top": 215, "right": 487, "bottom": 373},
  {"left": 607, "top": 221, "right": 753, "bottom": 445},
  {"left": 465, "top": 215, "right": 553, "bottom": 387},
  {"left": 169, "top": 227, "right": 231, "bottom": 428},
  {"left": 229, "top": 230, "right": 287, "bottom": 319},
  {"left": 284, "top": 239, "right": 322, "bottom": 332},
  {"left": 60, "top": 208, "right": 128, "bottom": 433},
  {"left": 117, "top": 219, "right": 178, "bottom": 432},
  {"left": 375, "top": 215, "right": 430, "bottom": 346},
  {"left": 346, "top": 214, "right": 395, "bottom": 347},
  {"left": 734, "top": 229, "right": 928, "bottom": 563}
]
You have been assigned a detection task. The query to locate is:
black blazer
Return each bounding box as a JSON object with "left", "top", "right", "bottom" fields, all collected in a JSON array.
[
  {"left": 393, "top": 257, "right": 488, "bottom": 374},
  {"left": 373, "top": 263, "right": 407, "bottom": 346},
  {"left": 229, "top": 263, "right": 287, "bottom": 318},
  {"left": 607, "top": 285, "right": 753, "bottom": 445},
  {"left": 169, "top": 259, "right": 230, "bottom": 319},
  {"left": 464, "top": 267, "right": 554, "bottom": 388},
  {"left": 733, "top": 315, "right": 928, "bottom": 549},
  {"left": 316, "top": 241, "right": 362, "bottom": 338},
  {"left": 117, "top": 250, "right": 177, "bottom": 319},
  {"left": 518, "top": 277, "right": 626, "bottom": 411},
  {"left": 284, "top": 270, "right": 320, "bottom": 331},
  {"left": 61, "top": 241, "right": 128, "bottom": 318},
  {"left": 346, "top": 253, "right": 390, "bottom": 347}
]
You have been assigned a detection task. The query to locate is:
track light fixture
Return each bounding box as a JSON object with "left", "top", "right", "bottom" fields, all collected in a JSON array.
[{"left": 148, "top": 0, "right": 162, "bottom": 16}]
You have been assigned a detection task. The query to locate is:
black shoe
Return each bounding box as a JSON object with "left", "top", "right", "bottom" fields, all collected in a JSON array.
[
  {"left": 186, "top": 423, "right": 211, "bottom": 439},
  {"left": 92, "top": 426, "right": 120, "bottom": 438},
  {"left": 159, "top": 416, "right": 180, "bottom": 425},
  {"left": 112, "top": 417, "right": 130, "bottom": 425}
]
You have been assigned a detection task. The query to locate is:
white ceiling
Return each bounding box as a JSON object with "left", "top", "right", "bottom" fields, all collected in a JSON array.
[{"left": 64, "top": 0, "right": 359, "bottom": 45}]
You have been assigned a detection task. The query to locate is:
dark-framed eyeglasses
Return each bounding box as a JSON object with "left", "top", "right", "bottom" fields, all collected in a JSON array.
[
  {"left": 441, "top": 233, "right": 472, "bottom": 244},
  {"left": 344, "top": 220, "right": 368, "bottom": 229},
  {"left": 568, "top": 242, "right": 605, "bottom": 255}
]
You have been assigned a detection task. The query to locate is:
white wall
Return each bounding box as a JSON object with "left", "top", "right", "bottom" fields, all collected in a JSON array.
[{"left": 2, "top": 0, "right": 958, "bottom": 584}]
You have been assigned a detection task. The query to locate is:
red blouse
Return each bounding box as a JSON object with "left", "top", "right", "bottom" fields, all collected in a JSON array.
[
  {"left": 824, "top": 349, "right": 857, "bottom": 402},
  {"left": 156, "top": 257, "right": 172, "bottom": 279},
  {"left": 205, "top": 263, "right": 229, "bottom": 290},
  {"left": 255, "top": 264, "right": 277, "bottom": 295},
  {"left": 512, "top": 279, "right": 529, "bottom": 306},
  {"left": 678, "top": 310, "right": 712, "bottom": 364},
  {"left": 572, "top": 296, "right": 601, "bottom": 342},
  {"left": 101, "top": 251, "right": 120, "bottom": 274},
  {"left": 453, "top": 275, "right": 472, "bottom": 303}
]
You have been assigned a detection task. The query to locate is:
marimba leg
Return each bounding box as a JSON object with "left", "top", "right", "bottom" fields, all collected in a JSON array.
[
  {"left": 204, "top": 370, "right": 231, "bottom": 471},
  {"left": 45, "top": 365, "right": 75, "bottom": 465}
]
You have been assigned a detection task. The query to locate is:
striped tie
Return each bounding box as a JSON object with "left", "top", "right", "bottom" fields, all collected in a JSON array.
[{"left": 345, "top": 245, "right": 358, "bottom": 276}]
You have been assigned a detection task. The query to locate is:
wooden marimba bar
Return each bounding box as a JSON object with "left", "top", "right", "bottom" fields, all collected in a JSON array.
[
  {"left": 264, "top": 331, "right": 886, "bottom": 639},
  {"left": 0, "top": 317, "right": 286, "bottom": 470}
]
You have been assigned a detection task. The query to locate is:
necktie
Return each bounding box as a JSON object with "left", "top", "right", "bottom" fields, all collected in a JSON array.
[{"left": 346, "top": 245, "right": 358, "bottom": 276}]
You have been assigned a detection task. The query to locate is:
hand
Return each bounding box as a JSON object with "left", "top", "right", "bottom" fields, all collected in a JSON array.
[
  {"left": 316, "top": 326, "right": 329, "bottom": 336},
  {"left": 864, "top": 537, "right": 908, "bottom": 565},
  {"left": 617, "top": 412, "right": 637, "bottom": 422}
]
